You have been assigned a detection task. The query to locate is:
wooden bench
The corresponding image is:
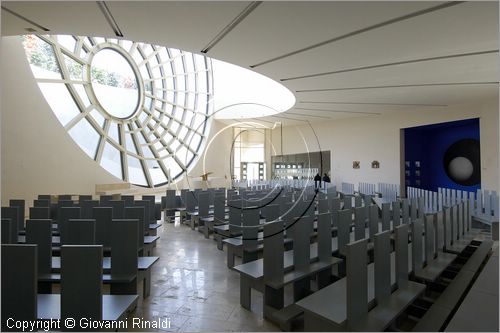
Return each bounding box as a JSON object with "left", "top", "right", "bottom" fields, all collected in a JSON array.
[
  {"left": 412, "top": 239, "right": 493, "bottom": 331},
  {"left": 296, "top": 226, "right": 416, "bottom": 331}
]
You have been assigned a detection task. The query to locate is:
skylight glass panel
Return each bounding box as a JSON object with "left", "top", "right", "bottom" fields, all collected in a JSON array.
[
  {"left": 125, "top": 132, "right": 138, "bottom": 155},
  {"left": 90, "top": 109, "right": 105, "bottom": 128},
  {"left": 38, "top": 83, "right": 80, "bottom": 126},
  {"left": 63, "top": 54, "right": 83, "bottom": 81},
  {"left": 57, "top": 35, "right": 76, "bottom": 52},
  {"left": 150, "top": 162, "right": 168, "bottom": 185},
  {"left": 23, "top": 36, "right": 62, "bottom": 79},
  {"left": 108, "top": 122, "right": 120, "bottom": 143},
  {"left": 68, "top": 118, "right": 100, "bottom": 159},
  {"left": 127, "top": 155, "right": 148, "bottom": 186},
  {"left": 73, "top": 84, "right": 91, "bottom": 108},
  {"left": 101, "top": 142, "right": 122, "bottom": 179}
]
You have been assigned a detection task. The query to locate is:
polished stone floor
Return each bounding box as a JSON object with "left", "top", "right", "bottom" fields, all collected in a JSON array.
[{"left": 127, "top": 218, "right": 280, "bottom": 332}]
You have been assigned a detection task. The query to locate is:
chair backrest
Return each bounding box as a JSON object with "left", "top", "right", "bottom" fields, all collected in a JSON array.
[
  {"left": 410, "top": 198, "right": 418, "bottom": 222},
  {"left": 374, "top": 230, "right": 391, "bottom": 304},
  {"left": 65, "top": 219, "right": 96, "bottom": 245},
  {"left": 337, "top": 209, "right": 351, "bottom": 256},
  {"left": 1, "top": 207, "right": 19, "bottom": 244},
  {"left": 242, "top": 208, "right": 259, "bottom": 263},
  {"left": 1, "top": 244, "right": 37, "bottom": 328},
  {"left": 9, "top": 200, "right": 25, "bottom": 231},
  {"left": 141, "top": 196, "right": 156, "bottom": 222},
  {"left": 1, "top": 219, "right": 13, "bottom": 244},
  {"left": 78, "top": 195, "right": 93, "bottom": 203},
  {"left": 330, "top": 197, "right": 341, "bottom": 229},
  {"left": 30, "top": 206, "right": 50, "bottom": 220},
  {"left": 26, "top": 219, "right": 52, "bottom": 274},
  {"left": 166, "top": 190, "right": 177, "bottom": 209},
  {"left": 394, "top": 224, "right": 409, "bottom": 288},
  {"left": 393, "top": 201, "right": 401, "bottom": 227},
  {"left": 346, "top": 238, "right": 368, "bottom": 328},
  {"left": 411, "top": 218, "right": 424, "bottom": 273},
  {"left": 354, "top": 196, "right": 362, "bottom": 208},
  {"left": 134, "top": 200, "right": 151, "bottom": 233},
  {"left": 186, "top": 191, "right": 196, "bottom": 212},
  {"left": 354, "top": 207, "right": 366, "bottom": 241},
  {"left": 318, "top": 213, "right": 332, "bottom": 262},
  {"left": 58, "top": 207, "right": 81, "bottom": 242},
  {"left": 458, "top": 201, "right": 464, "bottom": 238},
  {"left": 34, "top": 199, "right": 50, "bottom": 207},
  {"left": 343, "top": 196, "right": 352, "bottom": 211},
  {"left": 292, "top": 214, "right": 312, "bottom": 271},
  {"left": 80, "top": 200, "right": 99, "bottom": 219},
  {"left": 228, "top": 200, "right": 242, "bottom": 234},
  {"left": 318, "top": 198, "right": 329, "bottom": 214},
  {"left": 124, "top": 207, "right": 145, "bottom": 251},
  {"left": 92, "top": 207, "right": 113, "bottom": 248},
  {"left": 111, "top": 219, "right": 138, "bottom": 278},
  {"left": 368, "top": 205, "right": 379, "bottom": 242},
  {"left": 451, "top": 205, "right": 458, "bottom": 242},
  {"left": 263, "top": 221, "right": 284, "bottom": 284},
  {"left": 435, "top": 210, "right": 445, "bottom": 252},
  {"left": 381, "top": 203, "right": 391, "bottom": 231},
  {"left": 108, "top": 200, "right": 125, "bottom": 219},
  {"left": 99, "top": 195, "right": 112, "bottom": 206},
  {"left": 402, "top": 199, "right": 410, "bottom": 224},
  {"left": 424, "top": 214, "right": 436, "bottom": 263},
  {"left": 213, "top": 195, "right": 225, "bottom": 224},
  {"left": 59, "top": 195, "right": 72, "bottom": 201},
  {"left": 198, "top": 192, "right": 210, "bottom": 218},
  {"left": 61, "top": 245, "right": 103, "bottom": 322},
  {"left": 121, "top": 195, "right": 135, "bottom": 207},
  {"left": 263, "top": 204, "right": 280, "bottom": 222}
]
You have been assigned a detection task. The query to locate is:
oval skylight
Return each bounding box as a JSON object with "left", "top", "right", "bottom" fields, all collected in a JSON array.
[
  {"left": 21, "top": 34, "right": 294, "bottom": 187},
  {"left": 211, "top": 59, "right": 296, "bottom": 119},
  {"left": 90, "top": 47, "right": 140, "bottom": 119},
  {"left": 22, "top": 34, "right": 213, "bottom": 187}
]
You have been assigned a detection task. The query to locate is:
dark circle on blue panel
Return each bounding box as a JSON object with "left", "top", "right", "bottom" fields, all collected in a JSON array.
[{"left": 443, "top": 138, "right": 480, "bottom": 186}]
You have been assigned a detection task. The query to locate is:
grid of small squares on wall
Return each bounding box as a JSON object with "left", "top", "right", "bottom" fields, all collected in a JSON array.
[
  {"left": 241, "top": 162, "right": 265, "bottom": 181},
  {"left": 405, "top": 160, "right": 421, "bottom": 186}
]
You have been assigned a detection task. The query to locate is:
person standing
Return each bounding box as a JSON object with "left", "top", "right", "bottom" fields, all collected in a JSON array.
[
  {"left": 322, "top": 173, "right": 331, "bottom": 189},
  {"left": 314, "top": 173, "right": 322, "bottom": 190}
]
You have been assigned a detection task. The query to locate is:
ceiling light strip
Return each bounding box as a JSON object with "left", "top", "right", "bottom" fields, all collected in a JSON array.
[
  {"left": 96, "top": 1, "right": 124, "bottom": 37},
  {"left": 297, "top": 81, "right": 499, "bottom": 93},
  {"left": 282, "top": 49, "right": 499, "bottom": 81},
  {"left": 250, "top": 1, "right": 464, "bottom": 68},
  {"left": 1, "top": 6, "right": 50, "bottom": 31},
  {"left": 299, "top": 101, "right": 447, "bottom": 107},
  {"left": 201, "top": 1, "right": 262, "bottom": 53},
  {"left": 294, "top": 107, "right": 381, "bottom": 115},
  {"left": 286, "top": 112, "right": 332, "bottom": 119}
]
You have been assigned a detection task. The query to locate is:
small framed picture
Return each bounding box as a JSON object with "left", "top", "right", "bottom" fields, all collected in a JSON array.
[
  {"left": 415, "top": 170, "right": 421, "bottom": 177},
  {"left": 353, "top": 161, "right": 360, "bottom": 169},
  {"left": 415, "top": 161, "right": 421, "bottom": 168},
  {"left": 371, "top": 160, "right": 380, "bottom": 169},
  {"left": 405, "top": 170, "right": 411, "bottom": 177},
  {"left": 415, "top": 179, "right": 421, "bottom": 186},
  {"left": 405, "top": 161, "right": 410, "bottom": 168}
]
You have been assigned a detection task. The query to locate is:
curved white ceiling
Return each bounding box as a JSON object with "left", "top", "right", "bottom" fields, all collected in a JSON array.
[{"left": 211, "top": 59, "right": 296, "bottom": 119}]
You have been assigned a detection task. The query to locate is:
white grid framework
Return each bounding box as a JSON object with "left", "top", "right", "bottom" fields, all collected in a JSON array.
[{"left": 22, "top": 34, "right": 214, "bottom": 187}]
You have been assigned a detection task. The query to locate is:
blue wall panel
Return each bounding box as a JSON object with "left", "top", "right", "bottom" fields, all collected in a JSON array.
[{"left": 404, "top": 118, "right": 480, "bottom": 192}]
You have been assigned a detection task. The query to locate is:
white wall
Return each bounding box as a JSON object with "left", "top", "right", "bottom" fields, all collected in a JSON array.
[
  {"left": 271, "top": 100, "right": 499, "bottom": 193},
  {"left": 0, "top": 36, "right": 232, "bottom": 206}
]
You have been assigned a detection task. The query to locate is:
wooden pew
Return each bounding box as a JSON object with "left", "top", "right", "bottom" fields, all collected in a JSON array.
[
  {"left": 1, "top": 244, "right": 37, "bottom": 330},
  {"left": 37, "top": 245, "right": 138, "bottom": 325}
]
